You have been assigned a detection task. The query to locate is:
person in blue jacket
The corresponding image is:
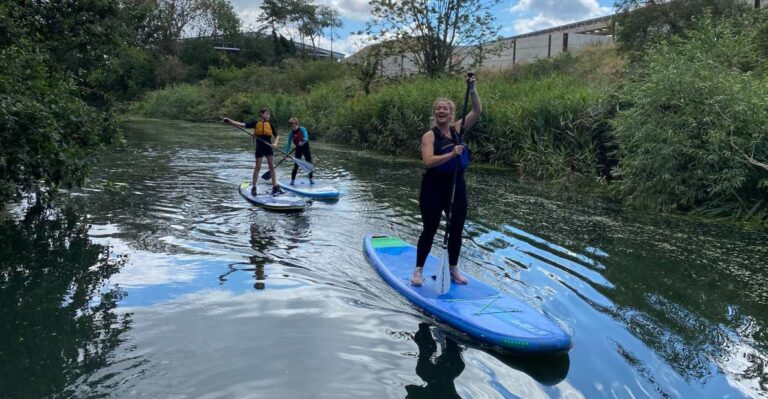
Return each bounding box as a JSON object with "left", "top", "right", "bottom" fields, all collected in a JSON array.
[{"left": 284, "top": 117, "right": 314, "bottom": 185}]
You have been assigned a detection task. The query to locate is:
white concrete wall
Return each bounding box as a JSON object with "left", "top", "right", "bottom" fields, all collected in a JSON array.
[
  {"left": 360, "top": 0, "right": 766, "bottom": 75},
  {"left": 369, "top": 16, "right": 615, "bottom": 76},
  {"left": 379, "top": 54, "right": 419, "bottom": 76},
  {"left": 569, "top": 33, "right": 613, "bottom": 49},
  {"left": 515, "top": 35, "right": 551, "bottom": 63}
]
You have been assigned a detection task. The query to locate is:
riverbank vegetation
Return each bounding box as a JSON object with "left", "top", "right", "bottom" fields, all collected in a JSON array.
[
  {"left": 133, "top": 3, "right": 768, "bottom": 223},
  {"left": 3, "top": 0, "right": 767, "bottom": 223},
  {"left": 0, "top": 0, "right": 326, "bottom": 207}
]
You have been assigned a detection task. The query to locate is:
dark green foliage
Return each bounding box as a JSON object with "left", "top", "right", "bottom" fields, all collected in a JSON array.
[
  {"left": 134, "top": 60, "right": 351, "bottom": 123},
  {"left": 613, "top": 0, "right": 754, "bottom": 54},
  {"left": 130, "top": 82, "right": 217, "bottom": 122},
  {"left": 130, "top": 5, "right": 768, "bottom": 224},
  {"left": 5, "top": 0, "right": 157, "bottom": 101},
  {"left": 476, "top": 76, "right": 606, "bottom": 179},
  {"left": 181, "top": 37, "right": 229, "bottom": 82},
  {"left": 88, "top": 44, "right": 156, "bottom": 101},
  {"left": 134, "top": 51, "right": 615, "bottom": 179},
  {"left": 612, "top": 15, "right": 768, "bottom": 220},
  {"left": 0, "top": 1, "right": 128, "bottom": 204},
  {"left": 0, "top": 45, "right": 121, "bottom": 204}
]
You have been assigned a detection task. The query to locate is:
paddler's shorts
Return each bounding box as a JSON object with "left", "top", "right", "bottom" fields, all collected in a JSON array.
[{"left": 255, "top": 138, "right": 274, "bottom": 158}]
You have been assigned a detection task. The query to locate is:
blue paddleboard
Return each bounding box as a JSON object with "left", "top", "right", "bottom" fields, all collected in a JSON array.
[
  {"left": 363, "top": 235, "right": 572, "bottom": 354},
  {"left": 239, "top": 182, "right": 307, "bottom": 212},
  {"left": 278, "top": 178, "right": 339, "bottom": 199}
]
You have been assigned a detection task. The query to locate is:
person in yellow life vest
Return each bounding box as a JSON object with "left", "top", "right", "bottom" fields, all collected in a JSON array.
[{"left": 223, "top": 106, "right": 285, "bottom": 196}]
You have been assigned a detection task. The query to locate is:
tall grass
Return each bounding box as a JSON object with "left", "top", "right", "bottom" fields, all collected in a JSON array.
[
  {"left": 130, "top": 24, "right": 768, "bottom": 224},
  {"left": 131, "top": 83, "right": 217, "bottom": 122},
  {"left": 133, "top": 48, "right": 619, "bottom": 180}
]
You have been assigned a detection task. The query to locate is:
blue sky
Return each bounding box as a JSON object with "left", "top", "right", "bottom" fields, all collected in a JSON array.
[{"left": 229, "top": 0, "right": 616, "bottom": 57}]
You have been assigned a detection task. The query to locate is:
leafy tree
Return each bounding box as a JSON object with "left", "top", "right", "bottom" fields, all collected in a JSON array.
[
  {"left": 258, "top": 0, "right": 341, "bottom": 60},
  {"left": 204, "top": 0, "right": 241, "bottom": 38},
  {"left": 295, "top": 4, "right": 341, "bottom": 59},
  {"left": 613, "top": 0, "right": 754, "bottom": 53},
  {"left": 1, "top": 1, "right": 129, "bottom": 204},
  {"left": 320, "top": 7, "right": 343, "bottom": 58},
  {"left": 612, "top": 15, "right": 768, "bottom": 220},
  {"left": 259, "top": 0, "right": 295, "bottom": 53},
  {"left": 352, "top": 45, "right": 384, "bottom": 95},
  {"left": 258, "top": 0, "right": 292, "bottom": 35},
  {"left": 3, "top": 0, "right": 157, "bottom": 102},
  {"left": 0, "top": 46, "right": 121, "bottom": 203},
  {"left": 365, "top": 0, "right": 503, "bottom": 77},
  {"left": 314, "top": 6, "right": 342, "bottom": 58},
  {"left": 289, "top": 0, "right": 316, "bottom": 57},
  {"left": 153, "top": 0, "right": 240, "bottom": 56}
]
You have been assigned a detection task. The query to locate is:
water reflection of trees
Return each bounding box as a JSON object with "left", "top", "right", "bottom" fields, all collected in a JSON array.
[{"left": 0, "top": 206, "right": 131, "bottom": 398}]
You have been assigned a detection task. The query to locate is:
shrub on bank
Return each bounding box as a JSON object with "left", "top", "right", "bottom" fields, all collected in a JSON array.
[
  {"left": 1, "top": 47, "right": 120, "bottom": 204},
  {"left": 132, "top": 83, "right": 216, "bottom": 122},
  {"left": 133, "top": 51, "right": 614, "bottom": 179},
  {"left": 612, "top": 16, "right": 768, "bottom": 221}
]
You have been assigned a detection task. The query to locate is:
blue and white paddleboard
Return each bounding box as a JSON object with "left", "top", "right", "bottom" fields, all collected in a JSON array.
[
  {"left": 239, "top": 182, "right": 307, "bottom": 212},
  {"left": 363, "top": 235, "right": 572, "bottom": 354},
  {"left": 278, "top": 178, "right": 339, "bottom": 199}
]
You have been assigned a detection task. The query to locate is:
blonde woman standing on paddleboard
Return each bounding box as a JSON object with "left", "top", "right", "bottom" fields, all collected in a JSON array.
[{"left": 412, "top": 74, "right": 482, "bottom": 286}]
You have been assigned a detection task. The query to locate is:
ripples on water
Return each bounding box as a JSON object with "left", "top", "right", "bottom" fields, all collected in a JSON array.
[{"left": 2, "top": 119, "right": 766, "bottom": 398}]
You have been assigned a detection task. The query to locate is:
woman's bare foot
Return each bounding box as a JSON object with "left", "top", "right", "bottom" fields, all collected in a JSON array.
[
  {"left": 411, "top": 267, "right": 424, "bottom": 286},
  {"left": 450, "top": 266, "right": 468, "bottom": 284}
]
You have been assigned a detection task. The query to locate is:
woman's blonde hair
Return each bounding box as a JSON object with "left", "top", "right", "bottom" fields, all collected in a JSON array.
[
  {"left": 429, "top": 98, "right": 456, "bottom": 127},
  {"left": 288, "top": 117, "right": 299, "bottom": 124}
]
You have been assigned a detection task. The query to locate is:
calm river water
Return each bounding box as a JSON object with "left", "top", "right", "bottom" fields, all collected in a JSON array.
[{"left": 1, "top": 118, "right": 766, "bottom": 398}]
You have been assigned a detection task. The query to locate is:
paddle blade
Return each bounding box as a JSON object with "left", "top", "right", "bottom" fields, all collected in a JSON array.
[
  {"left": 294, "top": 157, "right": 314, "bottom": 173},
  {"left": 436, "top": 248, "right": 451, "bottom": 294},
  {"left": 261, "top": 171, "right": 272, "bottom": 180}
]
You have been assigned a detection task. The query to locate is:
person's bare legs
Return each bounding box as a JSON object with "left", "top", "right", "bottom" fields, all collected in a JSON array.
[
  {"left": 266, "top": 155, "right": 283, "bottom": 195},
  {"left": 267, "top": 155, "right": 277, "bottom": 187},
  {"left": 252, "top": 157, "right": 263, "bottom": 196}
]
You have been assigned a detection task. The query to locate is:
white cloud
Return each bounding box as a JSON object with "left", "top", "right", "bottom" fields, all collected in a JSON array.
[
  {"left": 512, "top": 14, "right": 571, "bottom": 34},
  {"left": 229, "top": 0, "right": 371, "bottom": 25},
  {"left": 226, "top": 0, "right": 375, "bottom": 56},
  {"left": 317, "top": 32, "right": 374, "bottom": 56},
  {"left": 321, "top": 0, "right": 372, "bottom": 21},
  {"left": 509, "top": 0, "right": 613, "bottom": 34},
  {"left": 236, "top": 6, "right": 265, "bottom": 32}
]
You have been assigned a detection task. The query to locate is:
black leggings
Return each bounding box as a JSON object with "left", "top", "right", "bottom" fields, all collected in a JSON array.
[
  {"left": 291, "top": 144, "right": 313, "bottom": 180},
  {"left": 416, "top": 172, "right": 467, "bottom": 267}
]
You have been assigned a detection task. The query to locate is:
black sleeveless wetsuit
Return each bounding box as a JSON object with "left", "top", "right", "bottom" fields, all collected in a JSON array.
[{"left": 416, "top": 126, "right": 468, "bottom": 268}]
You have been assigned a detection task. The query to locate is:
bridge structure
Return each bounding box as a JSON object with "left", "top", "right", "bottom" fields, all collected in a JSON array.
[{"left": 212, "top": 33, "right": 345, "bottom": 60}]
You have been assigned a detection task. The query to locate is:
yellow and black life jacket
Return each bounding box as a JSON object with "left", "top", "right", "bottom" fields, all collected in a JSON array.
[{"left": 254, "top": 121, "right": 274, "bottom": 137}]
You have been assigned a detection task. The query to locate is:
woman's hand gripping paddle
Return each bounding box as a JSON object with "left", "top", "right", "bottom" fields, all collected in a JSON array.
[
  {"left": 225, "top": 122, "right": 315, "bottom": 174},
  {"left": 261, "top": 148, "right": 296, "bottom": 180},
  {"left": 436, "top": 72, "right": 475, "bottom": 295}
]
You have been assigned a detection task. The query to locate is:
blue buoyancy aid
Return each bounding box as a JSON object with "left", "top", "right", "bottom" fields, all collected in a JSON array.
[{"left": 429, "top": 126, "right": 470, "bottom": 173}]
